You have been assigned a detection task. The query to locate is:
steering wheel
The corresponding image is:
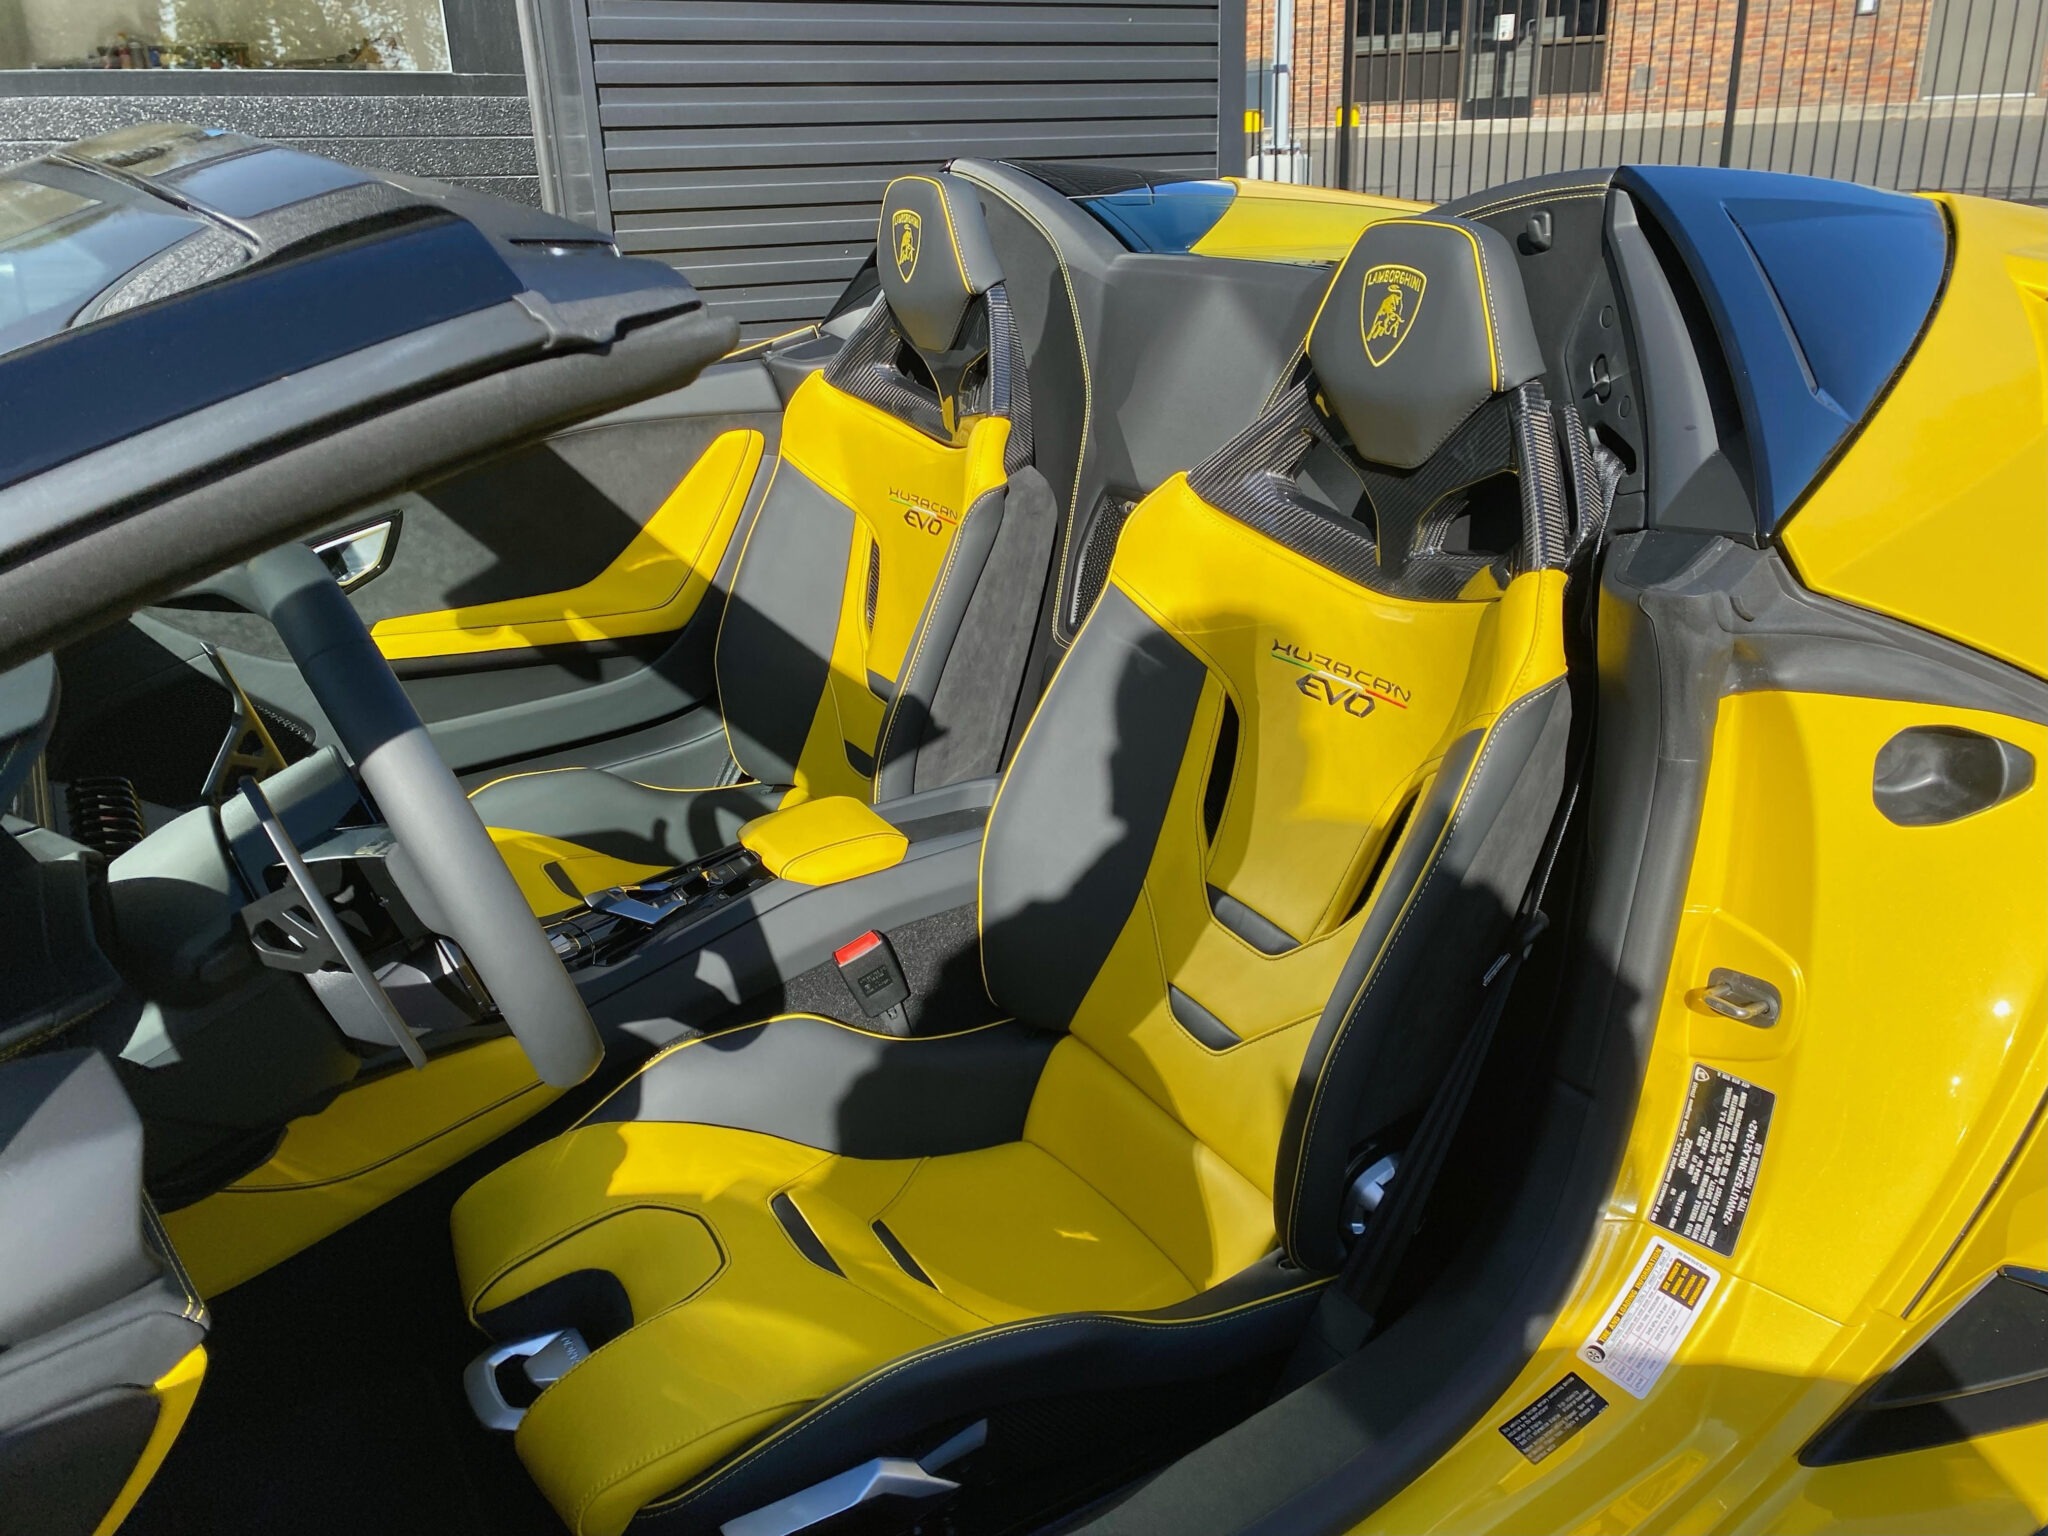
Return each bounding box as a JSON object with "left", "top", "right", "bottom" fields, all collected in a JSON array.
[{"left": 240, "top": 544, "right": 603, "bottom": 1088}]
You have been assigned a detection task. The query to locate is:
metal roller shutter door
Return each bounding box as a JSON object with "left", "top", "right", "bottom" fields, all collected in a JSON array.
[{"left": 576, "top": 0, "right": 1236, "bottom": 338}]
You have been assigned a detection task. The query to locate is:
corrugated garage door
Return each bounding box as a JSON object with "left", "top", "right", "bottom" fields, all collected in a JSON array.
[{"left": 568, "top": 0, "right": 1237, "bottom": 337}]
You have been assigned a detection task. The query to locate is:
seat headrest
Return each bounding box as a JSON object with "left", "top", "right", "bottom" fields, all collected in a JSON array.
[
  {"left": 1308, "top": 216, "right": 1545, "bottom": 471},
  {"left": 877, "top": 172, "right": 1004, "bottom": 357}
]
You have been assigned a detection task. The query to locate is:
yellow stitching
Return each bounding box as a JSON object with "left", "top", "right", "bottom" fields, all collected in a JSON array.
[
  {"left": 1453, "top": 185, "right": 1608, "bottom": 219},
  {"left": 467, "top": 1197, "right": 733, "bottom": 1323},
  {"left": 646, "top": 1278, "right": 1328, "bottom": 1515},
  {"left": 713, "top": 452, "right": 789, "bottom": 782},
  {"left": 1404, "top": 218, "right": 1500, "bottom": 391},
  {"left": 895, "top": 174, "right": 974, "bottom": 296}
]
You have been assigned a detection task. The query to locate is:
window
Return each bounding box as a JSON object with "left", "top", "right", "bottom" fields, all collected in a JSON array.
[
  {"left": 0, "top": 0, "right": 452, "bottom": 72},
  {"left": 0, "top": 167, "right": 223, "bottom": 354}
]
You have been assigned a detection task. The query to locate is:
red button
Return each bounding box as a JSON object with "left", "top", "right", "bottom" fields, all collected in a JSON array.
[{"left": 833, "top": 930, "right": 883, "bottom": 966}]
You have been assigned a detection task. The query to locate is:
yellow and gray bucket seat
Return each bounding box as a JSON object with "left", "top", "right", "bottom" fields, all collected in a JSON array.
[
  {"left": 474, "top": 173, "right": 1054, "bottom": 905},
  {"left": 449, "top": 213, "right": 1599, "bottom": 1534}
]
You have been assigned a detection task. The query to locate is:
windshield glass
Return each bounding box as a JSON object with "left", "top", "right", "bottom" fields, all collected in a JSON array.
[{"left": 0, "top": 168, "right": 216, "bottom": 356}]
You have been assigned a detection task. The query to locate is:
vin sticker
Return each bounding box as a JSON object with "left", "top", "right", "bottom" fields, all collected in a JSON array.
[
  {"left": 1578, "top": 1239, "right": 1718, "bottom": 1399},
  {"left": 1649, "top": 1065, "right": 1774, "bottom": 1257},
  {"left": 1499, "top": 1373, "right": 1608, "bottom": 1464}
]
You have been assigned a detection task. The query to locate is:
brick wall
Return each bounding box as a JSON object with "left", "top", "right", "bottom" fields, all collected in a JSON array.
[{"left": 1256, "top": 0, "right": 1976, "bottom": 133}]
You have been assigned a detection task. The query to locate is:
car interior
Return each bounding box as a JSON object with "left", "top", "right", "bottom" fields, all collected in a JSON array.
[{"left": 9, "top": 144, "right": 2035, "bottom": 1536}]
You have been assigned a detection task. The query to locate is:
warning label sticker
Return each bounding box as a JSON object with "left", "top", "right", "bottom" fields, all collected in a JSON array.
[
  {"left": 1499, "top": 1372, "right": 1609, "bottom": 1464},
  {"left": 1649, "top": 1065, "right": 1774, "bottom": 1257},
  {"left": 1577, "top": 1240, "right": 1719, "bottom": 1399}
]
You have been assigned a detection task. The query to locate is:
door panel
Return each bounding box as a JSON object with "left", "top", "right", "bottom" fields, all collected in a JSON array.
[
  {"left": 368, "top": 426, "right": 763, "bottom": 660},
  {"left": 137, "top": 356, "right": 783, "bottom": 783}
]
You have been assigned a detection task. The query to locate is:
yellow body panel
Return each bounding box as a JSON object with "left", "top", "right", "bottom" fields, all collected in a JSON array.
[
  {"left": 737, "top": 794, "right": 907, "bottom": 885},
  {"left": 1190, "top": 179, "right": 1427, "bottom": 264},
  {"left": 371, "top": 428, "right": 765, "bottom": 660},
  {"left": 91, "top": 1346, "right": 207, "bottom": 1536},
  {"left": 1359, "top": 691, "right": 2048, "bottom": 1535},
  {"left": 1782, "top": 195, "right": 2048, "bottom": 680},
  {"left": 164, "top": 1037, "right": 556, "bottom": 1296}
]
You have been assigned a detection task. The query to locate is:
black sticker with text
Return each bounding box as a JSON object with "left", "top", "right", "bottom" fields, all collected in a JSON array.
[
  {"left": 1498, "top": 1373, "right": 1609, "bottom": 1464},
  {"left": 1649, "top": 1065, "right": 1774, "bottom": 1257}
]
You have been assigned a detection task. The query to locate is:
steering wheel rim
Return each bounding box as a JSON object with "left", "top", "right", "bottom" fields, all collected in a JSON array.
[{"left": 242, "top": 543, "right": 603, "bottom": 1088}]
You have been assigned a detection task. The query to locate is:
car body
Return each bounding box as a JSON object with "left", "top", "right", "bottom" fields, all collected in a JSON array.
[{"left": 0, "top": 123, "right": 2041, "bottom": 1536}]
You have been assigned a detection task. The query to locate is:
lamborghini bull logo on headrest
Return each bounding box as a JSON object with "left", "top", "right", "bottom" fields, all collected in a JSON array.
[
  {"left": 892, "top": 209, "right": 922, "bottom": 284},
  {"left": 1360, "top": 262, "right": 1427, "bottom": 367}
]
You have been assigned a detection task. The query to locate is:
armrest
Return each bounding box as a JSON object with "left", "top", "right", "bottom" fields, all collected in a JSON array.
[{"left": 739, "top": 796, "right": 908, "bottom": 886}]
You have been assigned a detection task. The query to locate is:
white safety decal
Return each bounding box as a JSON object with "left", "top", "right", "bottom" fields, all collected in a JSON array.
[{"left": 1576, "top": 1239, "right": 1719, "bottom": 1399}]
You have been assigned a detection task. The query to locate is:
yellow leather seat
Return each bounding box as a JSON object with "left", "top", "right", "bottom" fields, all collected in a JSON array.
[
  {"left": 452, "top": 213, "right": 1607, "bottom": 1535},
  {"left": 473, "top": 173, "right": 1056, "bottom": 913}
]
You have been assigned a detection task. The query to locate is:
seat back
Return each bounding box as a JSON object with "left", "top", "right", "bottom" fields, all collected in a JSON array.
[
  {"left": 715, "top": 173, "right": 1049, "bottom": 806},
  {"left": 980, "top": 215, "right": 1598, "bottom": 1280}
]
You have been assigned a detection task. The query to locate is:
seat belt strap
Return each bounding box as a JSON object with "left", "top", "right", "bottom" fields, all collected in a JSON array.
[{"left": 1289, "top": 765, "right": 1583, "bottom": 1379}]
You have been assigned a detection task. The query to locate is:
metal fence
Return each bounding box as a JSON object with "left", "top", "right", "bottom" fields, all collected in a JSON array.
[{"left": 1246, "top": 0, "right": 2048, "bottom": 201}]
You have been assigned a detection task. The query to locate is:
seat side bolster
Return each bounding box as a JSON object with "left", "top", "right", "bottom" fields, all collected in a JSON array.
[
  {"left": 631, "top": 1258, "right": 1326, "bottom": 1534},
  {"left": 1275, "top": 679, "right": 1572, "bottom": 1271},
  {"left": 872, "top": 479, "right": 1007, "bottom": 801},
  {"left": 586, "top": 1014, "right": 1059, "bottom": 1160}
]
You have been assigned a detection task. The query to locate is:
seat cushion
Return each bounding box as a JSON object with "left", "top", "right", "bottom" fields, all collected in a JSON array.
[{"left": 450, "top": 1045, "right": 1207, "bottom": 1536}]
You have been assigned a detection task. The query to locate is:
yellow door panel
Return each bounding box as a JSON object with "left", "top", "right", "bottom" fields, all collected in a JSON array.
[
  {"left": 163, "top": 1037, "right": 557, "bottom": 1296},
  {"left": 370, "top": 428, "right": 766, "bottom": 661},
  {"left": 1782, "top": 195, "right": 2048, "bottom": 681},
  {"left": 1358, "top": 690, "right": 2047, "bottom": 1535}
]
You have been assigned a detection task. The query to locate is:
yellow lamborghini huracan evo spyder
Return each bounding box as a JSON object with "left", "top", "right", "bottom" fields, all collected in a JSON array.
[{"left": 0, "top": 123, "right": 2042, "bottom": 1536}]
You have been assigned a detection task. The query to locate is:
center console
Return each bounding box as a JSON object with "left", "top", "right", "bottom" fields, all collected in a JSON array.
[{"left": 539, "top": 778, "right": 996, "bottom": 1045}]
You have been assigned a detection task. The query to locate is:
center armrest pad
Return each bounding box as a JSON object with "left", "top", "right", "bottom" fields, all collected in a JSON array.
[
  {"left": 590, "top": 1015, "right": 1059, "bottom": 1159},
  {"left": 740, "top": 795, "right": 909, "bottom": 885}
]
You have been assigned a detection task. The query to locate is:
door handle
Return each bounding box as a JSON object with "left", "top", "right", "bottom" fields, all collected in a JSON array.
[{"left": 312, "top": 515, "right": 398, "bottom": 591}]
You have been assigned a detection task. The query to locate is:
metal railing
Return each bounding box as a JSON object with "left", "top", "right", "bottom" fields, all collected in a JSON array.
[{"left": 1246, "top": 0, "right": 2048, "bottom": 202}]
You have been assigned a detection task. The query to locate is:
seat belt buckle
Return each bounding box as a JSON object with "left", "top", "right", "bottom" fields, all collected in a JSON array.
[{"left": 834, "top": 930, "right": 910, "bottom": 1029}]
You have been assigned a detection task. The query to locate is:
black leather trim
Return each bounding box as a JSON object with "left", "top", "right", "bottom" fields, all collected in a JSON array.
[
  {"left": 873, "top": 482, "right": 1006, "bottom": 802},
  {"left": 1276, "top": 681, "right": 1570, "bottom": 1270},
  {"left": 878, "top": 173, "right": 1004, "bottom": 357},
  {"left": 871, "top": 1220, "right": 936, "bottom": 1288},
  {"left": 631, "top": 1260, "right": 1325, "bottom": 1533},
  {"left": 1309, "top": 218, "right": 1546, "bottom": 471},
  {"left": 717, "top": 461, "right": 854, "bottom": 787},
  {"left": 771, "top": 1193, "right": 843, "bottom": 1276},
  {"left": 980, "top": 586, "right": 1206, "bottom": 1030},
  {"left": 1207, "top": 886, "right": 1297, "bottom": 956},
  {"left": 1168, "top": 986, "right": 1240, "bottom": 1051},
  {"left": 586, "top": 1014, "right": 1059, "bottom": 1160}
]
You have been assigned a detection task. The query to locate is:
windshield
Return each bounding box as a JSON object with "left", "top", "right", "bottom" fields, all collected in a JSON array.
[{"left": 0, "top": 167, "right": 220, "bottom": 356}]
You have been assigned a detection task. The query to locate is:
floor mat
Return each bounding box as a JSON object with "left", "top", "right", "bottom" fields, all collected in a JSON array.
[{"left": 125, "top": 1087, "right": 605, "bottom": 1536}]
